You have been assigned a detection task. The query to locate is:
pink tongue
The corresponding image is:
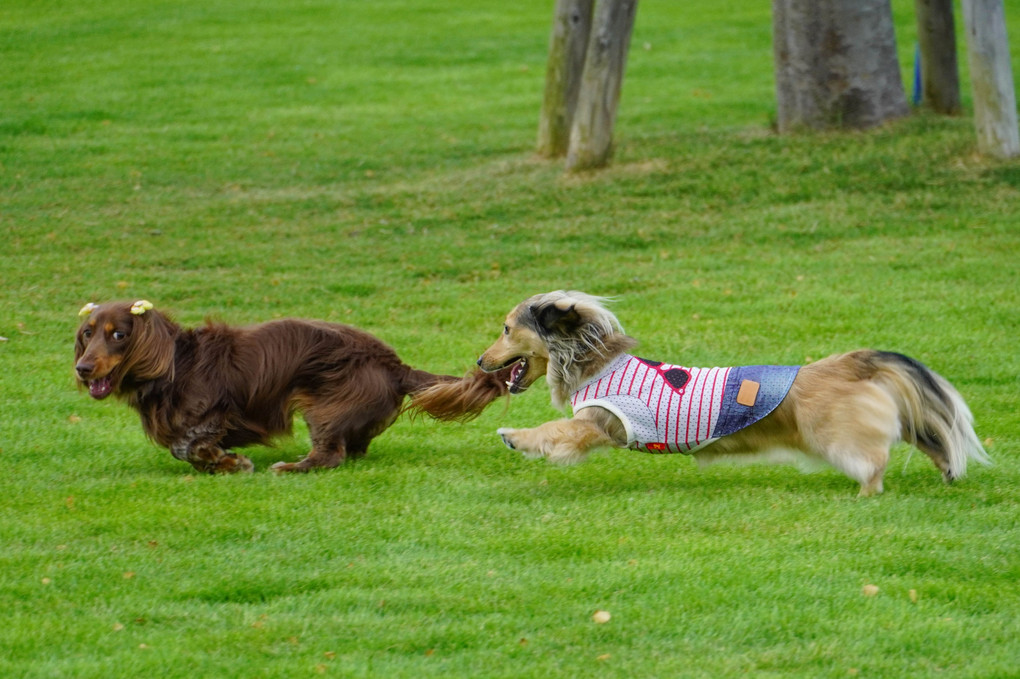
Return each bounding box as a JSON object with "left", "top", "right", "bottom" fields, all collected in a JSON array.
[
  {"left": 510, "top": 363, "right": 523, "bottom": 382},
  {"left": 89, "top": 377, "right": 113, "bottom": 399}
]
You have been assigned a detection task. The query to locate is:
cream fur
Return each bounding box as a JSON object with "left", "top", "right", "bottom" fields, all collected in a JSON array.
[{"left": 479, "top": 291, "right": 989, "bottom": 496}]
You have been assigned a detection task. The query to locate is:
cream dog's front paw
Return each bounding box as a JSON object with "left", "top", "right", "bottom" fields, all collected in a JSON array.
[
  {"left": 497, "top": 427, "right": 518, "bottom": 450},
  {"left": 497, "top": 428, "right": 546, "bottom": 459}
]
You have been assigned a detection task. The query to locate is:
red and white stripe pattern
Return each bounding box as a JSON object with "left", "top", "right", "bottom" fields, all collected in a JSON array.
[{"left": 571, "top": 354, "right": 731, "bottom": 453}]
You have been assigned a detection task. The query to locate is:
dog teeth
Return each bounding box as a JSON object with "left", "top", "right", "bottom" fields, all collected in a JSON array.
[{"left": 506, "top": 380, "right": 514, "bottom": 388}]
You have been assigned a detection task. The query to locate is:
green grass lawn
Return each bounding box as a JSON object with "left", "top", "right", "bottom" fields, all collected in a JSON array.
[{"left": 2, "top": 0, "right": 1019, "bottom": 676}]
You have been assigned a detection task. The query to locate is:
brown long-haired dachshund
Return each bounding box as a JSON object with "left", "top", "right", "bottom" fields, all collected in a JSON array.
[{"left": 74, "top": 300, "right": 509, "bottom": 474}]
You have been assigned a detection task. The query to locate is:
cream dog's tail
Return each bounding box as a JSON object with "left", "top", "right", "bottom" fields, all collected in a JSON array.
[{"left": 867, "top": 351, "right": 989, "bottom": 481}]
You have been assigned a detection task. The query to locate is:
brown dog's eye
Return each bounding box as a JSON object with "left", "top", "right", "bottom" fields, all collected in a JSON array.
[
  {"left": 82, "top": 329, "right": 92, "bottom": 340},
  {"left": 112, "top": 331, "right": 127, "bottom": 341}
]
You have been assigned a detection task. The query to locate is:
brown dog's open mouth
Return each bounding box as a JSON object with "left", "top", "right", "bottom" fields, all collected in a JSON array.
[{"left": 88, "top": 376, "right": 113, "bottom": 400}]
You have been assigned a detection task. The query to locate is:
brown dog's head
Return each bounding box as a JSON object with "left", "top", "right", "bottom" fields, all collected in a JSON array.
[
  {"left": 74, "top": 301, "right": 178, "bottom": 399},
  {"left": 477, "top": 291, "right": 626, "bottom": 395}
]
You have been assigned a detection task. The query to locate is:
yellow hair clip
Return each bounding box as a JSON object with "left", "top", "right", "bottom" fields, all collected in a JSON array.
[
  {"left": 130, "top": 300, "right": 154, "bottom": 316},
  {"left": 78, "top": 302, "right": 98, "bottom": 318}
]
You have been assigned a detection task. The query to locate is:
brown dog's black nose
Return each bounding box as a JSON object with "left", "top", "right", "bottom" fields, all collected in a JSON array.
[
  {"left": 476, "top": 357, "right": 483, "bottom": 366},
  {"left": 75, "top": 363, "right": 93, "bottom": 378}
]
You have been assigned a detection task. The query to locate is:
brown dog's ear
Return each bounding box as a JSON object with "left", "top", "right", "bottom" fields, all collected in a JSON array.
[
  {"left": 121, "top": 308, "right": 178, "bottom": 381},
  {"left": 530, "top": 302, "right": 581, "bottom": 336}
]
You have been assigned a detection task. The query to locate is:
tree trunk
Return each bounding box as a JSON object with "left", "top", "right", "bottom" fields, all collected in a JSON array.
[
  {"left": 565, "top": 0, "right": 638, "bottom": 171},
  {"left": 961, "top": 0, "right": 1020, "bottom": 158},
  {"left": 915, "top": 0, "right": 962, "bottom": 114},
  {"left": 772, "top": 0, "right": 909, "bottom": 131},
  {"left": 537, "top": 0, "right": 594, "bottom": 158}
]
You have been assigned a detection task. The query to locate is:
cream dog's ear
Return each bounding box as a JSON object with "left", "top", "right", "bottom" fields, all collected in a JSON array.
[{"left": 530, "top": 301, "right": 581, "bottom": 336}]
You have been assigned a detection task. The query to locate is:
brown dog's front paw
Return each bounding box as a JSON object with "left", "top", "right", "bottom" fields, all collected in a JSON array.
[
  {"left": 213, "top": 453, "right": 254, "bottom": 474},
  {"left": 234, "top": 454, "right": 255, "bottom": 473}
]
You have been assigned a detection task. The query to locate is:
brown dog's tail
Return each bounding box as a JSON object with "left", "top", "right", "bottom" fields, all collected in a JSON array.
[{"left": 401, "top": 366, "right": 510, "bottom": 422}]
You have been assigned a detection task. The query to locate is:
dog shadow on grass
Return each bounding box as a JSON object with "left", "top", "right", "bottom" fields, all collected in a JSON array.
[
  {"left": 110, "top": 440, "right": 974, "bottom": 505},
  {"left": 495, "top": 452, "right": 968, "bottom": 502}
]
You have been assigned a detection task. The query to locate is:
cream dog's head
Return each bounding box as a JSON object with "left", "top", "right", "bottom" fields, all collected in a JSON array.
[{"left": 477, "top": 291, "right": 632, "bottom": 403}]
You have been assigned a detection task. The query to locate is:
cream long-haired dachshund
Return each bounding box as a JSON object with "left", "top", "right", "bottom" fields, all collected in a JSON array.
[{"left": 466, "top": 291, "right": 988, "bottom": 496}]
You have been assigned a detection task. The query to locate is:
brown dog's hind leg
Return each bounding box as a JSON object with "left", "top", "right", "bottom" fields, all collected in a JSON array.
[
  {"left": 271, "top": 424, "right": 350, "bottom": 473},
  {"left": 270, "top": 445, "right": 348, "bottom": 473},
  {"left": 271, "top": 395, "right": 401, "bottom": 473}
]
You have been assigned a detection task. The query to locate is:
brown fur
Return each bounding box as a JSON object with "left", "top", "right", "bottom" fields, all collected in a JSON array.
[
  {"left": 74, "top": 301, "right": 509, "bottom": 474},
  {"left": 478, "top": 291, "right": 989, "bottom": 496}
]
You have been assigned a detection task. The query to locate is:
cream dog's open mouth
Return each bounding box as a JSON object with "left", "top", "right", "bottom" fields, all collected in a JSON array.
[{"left": 506, "top": 358, "right": 529, "bottom": 394}]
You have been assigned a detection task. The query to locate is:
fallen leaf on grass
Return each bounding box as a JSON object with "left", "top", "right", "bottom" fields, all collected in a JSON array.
[
  {"left": 592, "top": 610, "right": 611, "bottom": 624},
  {"left": 862, "top": 584, "right": 879, "bottom": 597}
]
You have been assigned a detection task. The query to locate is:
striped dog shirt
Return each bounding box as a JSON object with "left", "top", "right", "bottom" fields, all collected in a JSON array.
[{"left": 570, "top": 353, "right": 800, "bottom": 453}]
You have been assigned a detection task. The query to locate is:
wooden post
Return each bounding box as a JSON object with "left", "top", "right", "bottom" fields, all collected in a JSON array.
[
  {"left": 565, "top": 0, "right": 638, "bottom": 171},
  {"left": 961, "top": 0, "right": 1020, "bottom": 158},
  {"left": 772, "top": 0, "right": 909, "bottom": 131},
  {"left": 915, "top": 0, "right": 961, "bottom": 114},
  {"left": 537, "top": 0, "right": 594, "bottom": 158}
]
